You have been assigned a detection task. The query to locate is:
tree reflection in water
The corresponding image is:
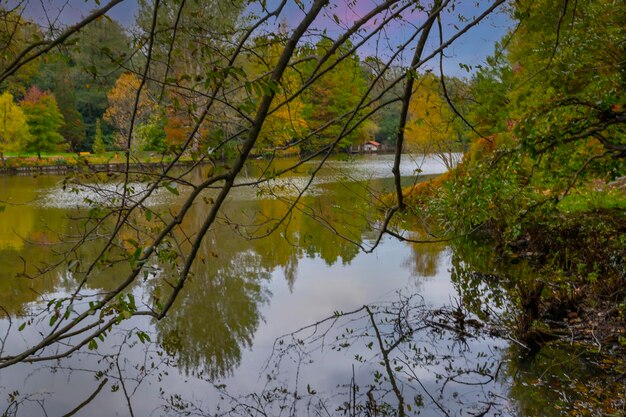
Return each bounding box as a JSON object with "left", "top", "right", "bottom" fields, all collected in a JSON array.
[
  {"left": 158, "top": 293, "right": 506, "bottom": 417},
  {"left": 1, "top": 162, "right": 624, "bottom": 416},
  {"left": 156, "top": 250, "right": 270, "bottom": 379}
]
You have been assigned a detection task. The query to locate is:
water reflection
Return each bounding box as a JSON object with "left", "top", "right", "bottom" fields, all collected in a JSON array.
[
  {"left": 157, "top": 251, "right": 270, "bottom": 379},
  {"left": 154, "top": 163, "right": 393, "bottom": 377},
  {"left": 504, "top": 343, "right": 626, "bottom": 416},
  {"left": 1, "top": 155, "right": 618, "bottom": 416},
  {"left": 0, "top": 176, "right": 71, "bottom": 315},
  {"left": 0, "top": 163, "right": 387, "bottom": 414},
  {"left": 448, "top": 236, "right": 626, "bottom": 416}
]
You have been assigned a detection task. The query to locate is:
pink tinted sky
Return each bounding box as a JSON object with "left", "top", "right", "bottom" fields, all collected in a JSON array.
[{"left": 18, "top": 0, "right": 512, "bottom": 77}]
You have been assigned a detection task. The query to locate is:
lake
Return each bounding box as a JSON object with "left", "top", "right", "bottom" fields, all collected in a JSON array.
[{"left": 0, "top": 154, "right": 614, "bottom": 416}]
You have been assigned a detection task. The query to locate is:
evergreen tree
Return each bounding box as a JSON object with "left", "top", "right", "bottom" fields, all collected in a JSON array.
[
  {"left": 92, "top": 118, "right": 106, "bottom": 153},
  {"left": 70, "top": 15, "right": 130, "bottom": 139},
  {"left": 54, "top": 73, "right": 86, "bottom": 151}
]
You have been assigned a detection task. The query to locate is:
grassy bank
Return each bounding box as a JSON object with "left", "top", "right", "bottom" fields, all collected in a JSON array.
[
  {"left": 0, "top": 151, "right": 202, "bottom": 174},
  {"left": 400, "top": 131, "right": 626, "bottom": 352}
]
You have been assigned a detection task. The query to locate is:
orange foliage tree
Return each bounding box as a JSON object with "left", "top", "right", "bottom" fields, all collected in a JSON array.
[{"left": 104, "top": 72, "right": 154, "bottom": 150}]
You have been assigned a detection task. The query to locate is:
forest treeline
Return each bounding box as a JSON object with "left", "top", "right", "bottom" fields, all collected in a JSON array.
[{"left": 1, "top": 2, "right": 497, "bottom": 163}]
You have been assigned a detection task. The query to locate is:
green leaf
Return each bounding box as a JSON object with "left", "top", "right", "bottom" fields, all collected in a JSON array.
[
  {"left": 164, "top": 184, "right": 179, "bottom": 196},
  {"left": 137, "top": 331, "right": 151, "bottom": 344},
  {"left": 88, "top": 339, "right": 98, "bottom": 350},
  {"left": 127, "top": 293, "right": 136, "bottom": 310}
]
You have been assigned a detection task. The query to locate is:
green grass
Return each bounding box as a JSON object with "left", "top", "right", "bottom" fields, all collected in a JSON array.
[
  {"left": 558, "top": 189, "right": 626, "bottom": 213},
  {"left": 5, "top": 151, "right": 81, "bottom": 158},
  {"left": 1, "top": 151, "right": 195, "bottom": 169}
]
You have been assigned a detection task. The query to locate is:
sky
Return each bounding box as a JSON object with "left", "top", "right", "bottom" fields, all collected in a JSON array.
[{"left": 16, "top": 0, "right": 513, "bottom": 77}]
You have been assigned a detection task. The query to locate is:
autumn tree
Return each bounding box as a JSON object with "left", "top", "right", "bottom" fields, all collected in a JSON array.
[
  {"left": 245, "top": 32, "right": 307, "bottom": 153},
  {"left": 406, "top": 72, "right": 463, "bottom": 169},
  {"left": 300, "top": 39, "right": 374, "bottom": 154},
  {"left": 20, "top": 86, "right": 65, "bottom": 158},
  {"left": 0, "top": 92, "right": 30, "bottom": 164},
  {"left": 104, "top": 72, "right": 154, "bottom": 150},
  {"left": 163, "top": 113, "right": 191, "bottom": 150}
]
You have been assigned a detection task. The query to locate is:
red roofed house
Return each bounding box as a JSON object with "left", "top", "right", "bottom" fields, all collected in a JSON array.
[{"left": 362, "top": 140, "right": 381, "bottom": 152}]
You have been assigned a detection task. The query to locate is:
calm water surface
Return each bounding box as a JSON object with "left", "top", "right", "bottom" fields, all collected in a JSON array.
[{"left": 0, "top": 155, "right": 613, "bottom": 416}]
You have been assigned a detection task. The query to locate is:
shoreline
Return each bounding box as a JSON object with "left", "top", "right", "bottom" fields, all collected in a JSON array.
[
  {"left": 0, "top": 159, "right": 204, "bottom": 176},
  {"left": 0, "top": 151, "right": 420, "bottom": 177}
]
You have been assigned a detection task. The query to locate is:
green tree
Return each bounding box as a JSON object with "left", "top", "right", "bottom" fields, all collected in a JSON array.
[
  {"left": 54, "top": 73, "right": 86, "bottom": 151},
  {"left": 424, "top": 0, "right": 626, "bottom": 241},
  {"left": 0, "top": 10, "right": 42, "bottom": 96},
  {"left": 506, "top": 0, "right": 625, "bottom": 182},
  {"left": 20, "top": 87, "right": 65, "bottom": 158},
  {"left": 70, "top": 15, "right": 130, "bottom": 139},
  {"left": 301, "top": 39, "right": 373, "bottom": 154},
  {"left": 466, "top": 51, "right": 511, "bottom": 136},
  {"left": 92, "top": 118, "right": 106, "bottom": 153},
  {"left": 136, "top": 113, "right": 167, "bottom": 153},
  {"left": 0, "top": 91, "right": 30, "bottom": 164}
]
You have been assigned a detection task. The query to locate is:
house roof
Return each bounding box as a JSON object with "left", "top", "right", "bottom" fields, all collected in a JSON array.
[{"left": 367, "top": 141, "right": 381, "bottom": 146}]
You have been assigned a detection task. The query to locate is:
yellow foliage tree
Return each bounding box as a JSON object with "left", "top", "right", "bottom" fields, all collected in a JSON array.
[
  {"left": 246, "top": 32, "right": 307, "bottom": 153},
  {"left": 261, "top": 91, "right": 307, "bottom": 152},
  {"left": 355, "top": 119, "right": 381, "bottom": 145},
  {"left": 406, "top": 73, "right": 461, "bottom": 170},
  {"left": 0, "top": 92, "right": 30, "bottom": 164}
]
